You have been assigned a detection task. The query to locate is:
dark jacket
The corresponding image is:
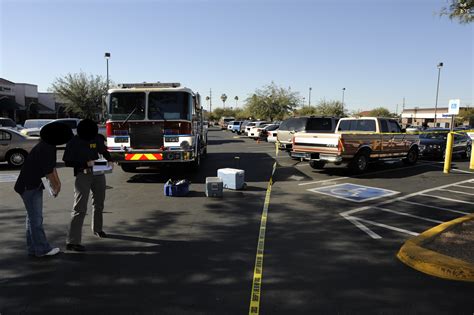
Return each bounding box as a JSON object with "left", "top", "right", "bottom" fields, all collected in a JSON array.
[{"left": 63, "top": 134, "right": 112, "bottom": 176}]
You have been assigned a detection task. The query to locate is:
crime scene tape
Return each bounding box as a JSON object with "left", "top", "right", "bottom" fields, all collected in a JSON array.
[{"left": 248, "top": 162, "right": 277, "bottom": 315}]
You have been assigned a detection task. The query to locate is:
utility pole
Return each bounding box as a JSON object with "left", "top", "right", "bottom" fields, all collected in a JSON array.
[
  {"left": 402, "top": 97, "right": 405, "bottom": 111},
  {"left": 434, "top": 62, "right": 444, "bottom": 125},
  {"left": 209, "top": 88, "right": 212, "bottom": 113},
  {"left": 309, "top": 87, "right": 312, "bottom": 107}
]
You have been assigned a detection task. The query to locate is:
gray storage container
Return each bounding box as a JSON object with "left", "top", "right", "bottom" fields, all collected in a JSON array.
[
  {"left": 217, "top": 168, "right": 245, "bottom": 190},
  {"left": 206, "top": 177, "right": 223, "bottom": 197}
]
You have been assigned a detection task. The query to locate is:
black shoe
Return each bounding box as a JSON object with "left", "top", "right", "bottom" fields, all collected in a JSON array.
[
  {"left": 94, "top": 231, "right": 107, "bottom": 238},
  {"left": 66, "top": 244, "right": 86, "bottom": 252}
]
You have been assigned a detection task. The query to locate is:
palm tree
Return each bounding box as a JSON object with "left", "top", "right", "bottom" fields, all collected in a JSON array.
[
  {"left": 234, "top": 96, "right": 239, "bottom": 107},
  {"left": 221, "top": 94, "right": 228, "bottom": 109}
]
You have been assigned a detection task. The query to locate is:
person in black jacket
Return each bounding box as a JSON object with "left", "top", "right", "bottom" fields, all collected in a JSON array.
[
  {"left": 14, "top": 122, "right": 73, "bottom": 257},
  {"left": 63, "top": 119, "right": 113, "bottom": 252}
]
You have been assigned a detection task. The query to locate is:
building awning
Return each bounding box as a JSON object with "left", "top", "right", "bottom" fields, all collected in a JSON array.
[{"left": 0, "top": 97, "right": 21, "bottom": 111}]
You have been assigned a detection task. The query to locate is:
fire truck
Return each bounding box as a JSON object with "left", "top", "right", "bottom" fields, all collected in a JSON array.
[{"left": 105, "top": 82, "right": 207, "bottom": 172}]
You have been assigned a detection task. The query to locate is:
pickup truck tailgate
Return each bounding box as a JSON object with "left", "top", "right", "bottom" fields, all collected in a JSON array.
[{"left": 293, "top": 133, "right": 341, "bottom": 155}]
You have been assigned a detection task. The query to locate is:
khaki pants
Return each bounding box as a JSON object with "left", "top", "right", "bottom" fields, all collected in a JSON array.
[{"left": 67, "top": 173, "right": 106, "bottom": 245}]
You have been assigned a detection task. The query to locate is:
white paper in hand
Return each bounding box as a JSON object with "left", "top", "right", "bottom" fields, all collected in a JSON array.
[
  {"left": 41, "top": 177, "right": 56, "bottom": 197},
  {"left": 93, "top": 159, "right": 113, "bottom": 175}
]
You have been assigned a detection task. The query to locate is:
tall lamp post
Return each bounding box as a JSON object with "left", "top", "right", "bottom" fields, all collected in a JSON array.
[
  {"left": 434, "top": 62, "right": 443, "bottom": 126},
  {"left": 309, "top": 87, "right": 312, "bottom": 107},
  {"left": 104, "top": 52, "right": 111, "bottom": 91},
  {"left": 342, "top": 88, "right": 346, "bottom": 115},
  {"left": 103, "top": 52, "right": 111, "bottom": 121}
]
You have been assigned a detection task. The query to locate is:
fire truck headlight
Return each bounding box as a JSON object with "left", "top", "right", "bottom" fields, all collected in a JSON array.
[{"left": 180, "top": 140, "right": 191, "bottom": 150}]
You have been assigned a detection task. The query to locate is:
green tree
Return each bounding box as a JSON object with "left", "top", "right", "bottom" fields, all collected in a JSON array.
[
  {"left": 457, "top": 107, "right": 474, "bottom": 125},
  {"left": 212, "top": 107, "right": 237, "bottom": 118},
  {"left": 314, "top": 100, "right": 347, "bottom": 117},
  {"left": 295, "top": 106, "right": 319, "bottom": 116},
  {"left": 368, "top": 107, "right": 396, "bottom": 117},
  {"left": 244, "top": 82, "right": 299, "bottom": 121},
  {"left": 51, "top": 72, "right": 108, "bottom": 120},
  {"left": 440, "top": 0, "right": 473, "bottom": 24}
]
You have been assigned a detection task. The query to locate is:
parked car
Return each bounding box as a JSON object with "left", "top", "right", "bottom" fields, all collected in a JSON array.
[
  {"left": 53, "top": 118, "right": 81, "bottom": 134},
  {"left": 248, "top": 124, "right": 273, "bottom": 139},
  {"left": 20, "top": 119, "right": 54, "bottom": 137},
  {"left": 219, "top": 117, "right": 235, "bottom": 130},
  {"left": 228, "top": 121, "right": 243, "bottom": 133},
  {"left": 0, "top": 117, "right": 18, "bottom": 129},
  {"left": 277, "top": 116, "right": 339, "bottom": 153},
  {"left": 419, "top": 129, "right": 471, "bottom": 160},
  {"left": 244, "top": 121, "right": 270, "bottom": 136},
  {"left": 405, "top": 125, "right": 423, "bottom": 133},
  {"left": 259, "top": 124, "right": 279, "bottom": 142},
  {"left": 0, "top": 127, "right": 39, "bottom": 167}
]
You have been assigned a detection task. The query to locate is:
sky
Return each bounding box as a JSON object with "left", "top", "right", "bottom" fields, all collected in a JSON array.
[{"left": 1, "top": 0, "right": 472, "bottom": 113}]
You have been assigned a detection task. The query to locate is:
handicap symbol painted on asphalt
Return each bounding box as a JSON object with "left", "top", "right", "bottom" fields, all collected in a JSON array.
[
  {"left": 307, "top": 183, "right": 399, "bottom": 202},
  {"left": 0, "top": 174, "right": 19, "bottom": 183}
]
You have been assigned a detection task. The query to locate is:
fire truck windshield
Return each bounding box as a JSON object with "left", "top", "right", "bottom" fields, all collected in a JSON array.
[
  {"left": 148, "top": 92, "right": 191, "bottom": 121},
  {"left": 109, "top": 92, "right": 146, "bottom": 120}
]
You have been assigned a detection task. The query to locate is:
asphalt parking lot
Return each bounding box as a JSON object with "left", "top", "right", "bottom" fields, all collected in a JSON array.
[{"left": 1, "top": 128, "right": 474, "bottom": 314}]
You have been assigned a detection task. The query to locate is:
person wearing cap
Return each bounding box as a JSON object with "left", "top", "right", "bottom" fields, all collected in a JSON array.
[
  {"left": 63, "top": 119, "right": 113, "bottom": 252},
  {"left": 14, "top": 122, "right": 73, "bottom": 257}
]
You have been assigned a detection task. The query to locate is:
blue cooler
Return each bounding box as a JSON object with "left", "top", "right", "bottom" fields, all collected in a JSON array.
[
  {"left": 217, "top": 168, "right": 245, "bottom": 190},
  {"left": 164, "top": 179, "right": 190, "bottom": 197}
]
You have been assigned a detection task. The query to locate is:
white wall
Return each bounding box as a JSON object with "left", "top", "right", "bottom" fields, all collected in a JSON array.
[{"left": 14, "top": 84, "right": 38, "bottom": 106}]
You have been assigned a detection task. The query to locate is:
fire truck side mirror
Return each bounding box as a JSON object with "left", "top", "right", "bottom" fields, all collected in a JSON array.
[{"left": 194, "top": 93, "right": 202, "bottom": 111}]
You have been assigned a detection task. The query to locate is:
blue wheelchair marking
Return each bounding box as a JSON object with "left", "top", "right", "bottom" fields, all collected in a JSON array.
[{"left": 308, "top": 183, "right": 399, "bottom": 202}]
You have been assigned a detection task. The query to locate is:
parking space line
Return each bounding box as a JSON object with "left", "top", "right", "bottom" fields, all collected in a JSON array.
[
  {"left": 340, "top": 178, "right": 474, "bottom": 239},
  {"left": 298, "top": 177, "right": 350, "bottom": 186},
  {"left": 420, "top": 194, "right": 473, "bottom": 204},
  {"left": 374, "top": 207, "right": 444, "bottom": 224},
  {"left": 439, "top": 188, "right": 474, "bottom": 196},
  {"left": 298, "top": 162, "right": 439, "bottom": 187},
  {"left": 453, "top": 184, "right": 474, "bottom": 189},
  {"left": 399, "top": 200, "right": 469, "bottom": 215},
  {"left": 354, "top": 217, "right": 419, "bottom": 236},
  {"left": 341, "top": 214, "right": 381, "bottom": 239}
]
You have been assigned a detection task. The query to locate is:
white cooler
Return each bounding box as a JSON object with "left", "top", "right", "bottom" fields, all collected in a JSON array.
[{"left": 217, "top": 168, "right": 245, "bottom": 190}]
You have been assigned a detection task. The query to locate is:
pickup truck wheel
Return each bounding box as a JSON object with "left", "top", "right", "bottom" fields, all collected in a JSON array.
[
  {"left": 121, "top": 164, "right": 137, "bottom": 173},
  {"left": 350, "top": 151, "right": 369, "bottom": 173},
  {"left": 403, "top": 147, "right": 418, "bottom": 165},
  {"left": 309, "top": 161, "right": 326, "bottom": 169}
]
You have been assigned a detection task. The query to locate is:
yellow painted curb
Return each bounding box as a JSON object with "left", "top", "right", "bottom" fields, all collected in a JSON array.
[{"left": 397, "top": 213, "right": 474, "bottom": 282}]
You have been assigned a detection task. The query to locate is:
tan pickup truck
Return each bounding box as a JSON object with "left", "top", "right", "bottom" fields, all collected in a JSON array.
[{"left": 291, "top": 117, "right": 420, "bottom": 173}]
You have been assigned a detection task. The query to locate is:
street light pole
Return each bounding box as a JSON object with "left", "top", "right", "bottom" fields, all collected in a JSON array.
[
  {"left": 342, "top": 88, "right": 346, "bottom": 115},
  {"left": 104, "top": 52, "right": 111, "bottom": 91},
  {"left": 309, "top": 87, "right": 312, "bottom": 107},
  {"left": 434, "top": 62, "right": 443, "bottom": 126}
]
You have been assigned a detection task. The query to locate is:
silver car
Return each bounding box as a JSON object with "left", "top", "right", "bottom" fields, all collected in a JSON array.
[{"left": 0, "top": 128, "right": 39, "bottom": 167}]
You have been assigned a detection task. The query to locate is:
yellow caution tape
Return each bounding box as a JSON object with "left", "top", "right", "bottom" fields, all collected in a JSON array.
[{"left": 249, "top": 162, "right": 277, "bottom": 315}]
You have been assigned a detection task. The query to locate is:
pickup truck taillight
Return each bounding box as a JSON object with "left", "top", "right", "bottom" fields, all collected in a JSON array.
[{"left": 338, "top": 138, "right": 345, "bottom": 153}]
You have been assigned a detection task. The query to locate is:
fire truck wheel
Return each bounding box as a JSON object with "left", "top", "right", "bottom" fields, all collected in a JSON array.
[
  {"left": 121, "top": 164, "right": 137, "bottom": 173},
  {"left": 189, "top": 153, "right": 201, "bottom": 171}
]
